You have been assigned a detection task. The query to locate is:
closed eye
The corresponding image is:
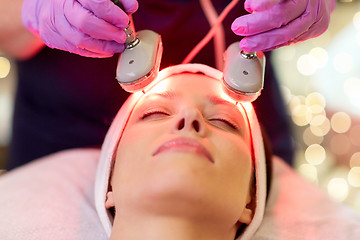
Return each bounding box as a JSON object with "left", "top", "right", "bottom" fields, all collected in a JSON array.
[
  {"left": 141, "top": 110, "right": 170, "bottom": 120},
  {"left": 209, "top": 118, "right": 239, "bottom": 131}
]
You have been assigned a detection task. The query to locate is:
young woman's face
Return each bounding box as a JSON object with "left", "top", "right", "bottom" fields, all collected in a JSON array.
[{"left": 108, "top": 73, "right": 253, "bottom": 226}]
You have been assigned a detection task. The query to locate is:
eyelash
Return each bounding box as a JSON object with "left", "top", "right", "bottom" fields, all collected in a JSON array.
[
  {"left": 141, "top": 110, "right": 169, "bottom": 120},
  {"left": 209, "top": 118, "right": 239, "bottom": 130}
]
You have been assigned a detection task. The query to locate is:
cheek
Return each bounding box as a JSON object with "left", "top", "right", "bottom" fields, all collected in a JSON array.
[
  {"left": 213, "top": 134, "right": 253, "bottom": 191},
  {"left": 117, "top": 123, "right": 162, "bottom": 157},
  {"left": 111, "top": 131, "right": 155, "bottom": 207},
  {"left": 113, "top": 129, "right": 150, "bottom": 179},
  {"left": 221, "top": 142, "right": 252, "bottom": 189},
  {"left": 209, "top": 136, "right": 253, "bottom": 221},
  {"left": 213, "top": 133, "right": 251, "bottom": 163},
  {"left": 223, "top": 155, "right": 252, "bottom": 216},
  {"left": 113, "top": 124, "right": 167, "bottom": 182}
]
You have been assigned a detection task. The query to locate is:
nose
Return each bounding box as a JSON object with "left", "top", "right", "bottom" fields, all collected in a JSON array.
[{"left": 172, "top": 108, "right": 206, "bottom": 136}]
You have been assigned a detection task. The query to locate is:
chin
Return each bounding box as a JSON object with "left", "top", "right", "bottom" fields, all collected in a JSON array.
[{"left": 136, "top": 186, "right": 214, "bottom": 218}]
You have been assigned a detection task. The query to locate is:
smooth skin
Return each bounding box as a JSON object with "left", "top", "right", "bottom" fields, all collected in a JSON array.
[{"left": 106, "top": 73, "right": 254, "bottom": 240}]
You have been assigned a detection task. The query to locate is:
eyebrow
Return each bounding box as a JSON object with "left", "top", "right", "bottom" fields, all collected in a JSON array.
[
  {"left": 151, "top": 90, "right": 178, "bottom": 99},
  {"left": 206, "top": 95, "right": 235, "bottom": 107}
]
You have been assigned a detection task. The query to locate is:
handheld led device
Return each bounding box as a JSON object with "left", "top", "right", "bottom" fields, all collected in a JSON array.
[
  {"left": 112, "top": 0, "right": 163, "bottom": 93},
  {"left": 112, "top": 0, "right": 265, "bottom": 102},
  {"left": 223, "top": 43, "right": 265, "bottom": 102}
]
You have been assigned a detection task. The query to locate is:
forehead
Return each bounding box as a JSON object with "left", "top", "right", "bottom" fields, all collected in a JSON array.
[
  {"left": 138, "top": 73, "right": 246, "bottom": 114},
  {"left": 149, "top": 73, "right": 225, "bottom": 97}
]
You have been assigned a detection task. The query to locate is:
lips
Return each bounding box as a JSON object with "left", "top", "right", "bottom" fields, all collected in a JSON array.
[{"left": 152, "top": 137, "right": 214, "bottom": 163}]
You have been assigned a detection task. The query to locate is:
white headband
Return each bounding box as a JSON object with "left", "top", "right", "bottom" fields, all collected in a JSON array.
[{"left": 94, "top": 63, "right": 267, "bottom": 240}]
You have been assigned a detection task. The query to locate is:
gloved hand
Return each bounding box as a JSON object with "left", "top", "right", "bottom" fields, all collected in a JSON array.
[
  {"left": 231, "top": 0, "right": 336, "bottom": 52},
  {"left": 22, "top": 0, "right": 138, "bottom": 57}
]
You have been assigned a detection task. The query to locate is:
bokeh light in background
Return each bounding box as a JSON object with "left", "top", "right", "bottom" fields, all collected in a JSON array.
[
  {"left": 296, "top": 48, "right": 329, "bottom": 76},
  {"left": 331, "top": 112, "right": 351, "bottom": 133},
  {"left": 350, "top": 152, "right": 360, "bottom": 167},
  {"left": 298, "top": 163, "right": 318, "bottom": 183},
  {"left": 0, "top": 55, "right": 14, "bottom": 150},
  {"left": 353, "top": 11, "right": 360, "bottom": 29},
  {"left": 348, "top": 167, "right": 360, "bottom": 187},
  {"left": 303, "top": 127, "right": 324, "bottom": 145},
  {"left": 309, "top": 47, "right": 329, "bottom": 68},
  {"left": 297, "top": 54, "right": 318, "bottom": 76},
  {"left": 305, "top": 144, "right": 326, "bottom": 165},
  {"left": 273, "top": 2, "right": 360, "bottom": 213},
  {"left": 328, "top": 178, "right": 349, "bottom": 202},
  {"left": 0, "top": 57, "right": 11, "bottom": 79}
]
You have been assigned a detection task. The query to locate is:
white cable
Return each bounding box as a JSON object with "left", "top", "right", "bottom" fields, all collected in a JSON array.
[
  {"left": 199, "top": 0, "right": 225, "bottom": 70},
  {"left": 182, "top": 0, "right": 239, "bottom": 67}
]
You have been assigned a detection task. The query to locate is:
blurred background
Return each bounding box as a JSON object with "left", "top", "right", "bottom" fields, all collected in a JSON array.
[
  {"left": 271, "top": 0, "right": 360, "bottom": 212},
  {"left": 0, "top": 0, "right": 359, "bottom": 211}
]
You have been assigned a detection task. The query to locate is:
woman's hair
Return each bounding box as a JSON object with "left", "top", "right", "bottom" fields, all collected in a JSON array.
[{"left": 261, "top": 124, "right": 273, "bottom": 201}]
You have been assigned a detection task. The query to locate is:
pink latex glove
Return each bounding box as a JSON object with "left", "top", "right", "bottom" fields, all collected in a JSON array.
[
  {"left": 231, "top": 0, "right": 336, "bottom": 52},
  {"left": 22, "top": 0, "right": 138, "bottom": 57}
]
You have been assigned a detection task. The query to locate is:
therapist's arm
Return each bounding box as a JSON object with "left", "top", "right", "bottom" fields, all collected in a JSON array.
[{"left": 0, "top": 0, "right": 44, "bottom": 60}]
